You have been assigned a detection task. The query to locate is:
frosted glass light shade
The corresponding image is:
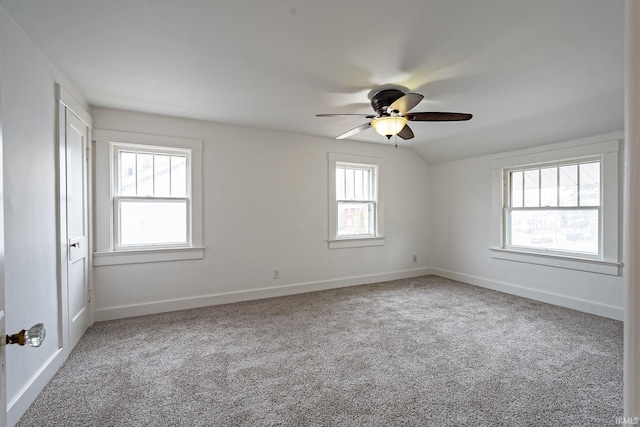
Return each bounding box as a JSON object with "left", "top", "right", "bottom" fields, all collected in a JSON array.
[{"left": 371, "top": 116, "right": 407, "bottom": 137}]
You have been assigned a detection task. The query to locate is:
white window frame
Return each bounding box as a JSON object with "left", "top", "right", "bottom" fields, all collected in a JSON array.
[
  {"left": 328, "top": 153, "right": 384, "bottom": 249},
  {"left": 93, "top": 130, "right": 204, "bottom": 266},
  {"left": 112, "top": 143, "right": 192, "bottom": 251},
  {"left": 504, "top": 157, "right": 602, "bottom": 257},
  {"left": 490, "top": 134, "right": 621, "bottom": 275}
]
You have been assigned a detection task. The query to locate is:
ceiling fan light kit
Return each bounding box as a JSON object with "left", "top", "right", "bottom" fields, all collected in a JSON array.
[
  {"left": 371, "top": 116, "right": 407, "bottom": 138},
  {"left": 317, "top": 88, "right": 472, "bottom": 142}
]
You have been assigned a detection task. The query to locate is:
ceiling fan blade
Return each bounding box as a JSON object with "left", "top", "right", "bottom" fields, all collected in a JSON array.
[
  {"left": 397, "top": 124, "right": 414, "bottom": 140},
  {"left": 336, "top": 123, "right": 371, "bottom": 139},
  {"left": 317, "top": 113, "right": 376, "bottom": 118},
  {"left": 389, "top": 93, "right": 424, "bottom": 114},
  {"left": 406, "top": 112, "right": 473, "bottom": 121}
]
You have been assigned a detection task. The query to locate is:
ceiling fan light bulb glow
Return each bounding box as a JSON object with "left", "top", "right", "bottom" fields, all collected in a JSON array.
[{"left": 371, "top": 116, "right": 407, "bottom": 137}]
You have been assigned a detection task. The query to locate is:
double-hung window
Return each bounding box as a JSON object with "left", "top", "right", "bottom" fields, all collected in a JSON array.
[
  {"left": 328, "top": 153, "right": 384, "bottom": 249},
  {"left": 505, "top": 160, "right": 601, "bottom": 256},
  {"left": 93, "top": 130, "right": 204, "bottom": 266},
  {"left": 336, "top": 164, "right": 376, "bottom": 237},
  {"left": 114, "top": 145, "right": 190, "bottom": 249},
  {"left": 490, "top": 136, "right": 620, "bottom": 275}
]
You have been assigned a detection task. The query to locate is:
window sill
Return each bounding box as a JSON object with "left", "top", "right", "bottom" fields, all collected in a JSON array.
[
  {"left": 94, "top": 247, "right": 204, "bottom": 266},
  {"left": 489, "top": 247, "right": 620, "bottom": 276},
  {"left": 328, "top": 236, "right": 385, "bottom": 249}
]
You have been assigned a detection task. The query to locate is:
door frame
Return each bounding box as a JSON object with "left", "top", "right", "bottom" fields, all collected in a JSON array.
[
  {"left": 56, "top": 84, "right": 93, "bottom": 354},
  {"left": 0, "top": 34, "right": 6, "bottom": 427}
]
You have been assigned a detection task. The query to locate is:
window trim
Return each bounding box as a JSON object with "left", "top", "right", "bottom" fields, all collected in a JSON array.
[
  {"left": 490, "top": 135, "right": 621, "bottom": 275},
  {"left": 328, "top": 153, "right": 384, "bottom": 249},
  {"left": 93, "top": 129, "right": 204, "bottom": 265}
]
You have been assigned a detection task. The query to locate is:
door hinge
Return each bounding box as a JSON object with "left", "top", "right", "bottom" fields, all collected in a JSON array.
[
  {"left": 86, "top": 147, "right": 91, "bottom": 161},
  {"left": 87, "top": 289, "right": 92, "bottom": 303}
]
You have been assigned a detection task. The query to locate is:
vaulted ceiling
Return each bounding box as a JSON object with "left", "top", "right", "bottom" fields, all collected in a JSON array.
[{"left": 1, "top": 0, "right": 625, "bottom": 163}]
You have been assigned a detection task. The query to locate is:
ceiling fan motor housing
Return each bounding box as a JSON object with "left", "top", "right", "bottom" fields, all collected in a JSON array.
[{"left": 371, "top": 89, "right": 405, "bottom": 116}]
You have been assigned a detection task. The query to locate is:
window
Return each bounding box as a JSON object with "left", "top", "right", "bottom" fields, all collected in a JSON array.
[
  {"left": 93, "top": 130, "right": 204, "bottom": 266},
  {"left": 490, "top": 135, "right": 621, "bottom": 275},
  {"left": 328, "top": 153, "right": 384, "bottom": 249},
  {"left": 505, "top": 159, "right": 600, "bottom": 256},
  {"left": 114, "top": 146, "right": 190, "bottom": 249},
  {"left": 336, "top": 164, "right": 376, "bottom": 237}
]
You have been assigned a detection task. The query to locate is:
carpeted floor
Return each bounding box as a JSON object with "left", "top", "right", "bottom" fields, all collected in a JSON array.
[{"left": 17, "top": 276, "right": 623, "bottom": 426}]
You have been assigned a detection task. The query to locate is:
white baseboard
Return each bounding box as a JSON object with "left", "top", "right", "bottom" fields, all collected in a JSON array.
[
  {"left": 94, "top": 267, "right": 433, "bottom": 322},
  {"left": 431, "top": 267, "right": 624, "bottom": 321},
  {"left": 7, "top": 347, "right": 67, "bottom": 426}
]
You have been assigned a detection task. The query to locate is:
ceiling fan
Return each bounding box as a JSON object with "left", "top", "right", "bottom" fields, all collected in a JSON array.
[{"left": 317, "top": 88, "right": 472, "bottom": 140}]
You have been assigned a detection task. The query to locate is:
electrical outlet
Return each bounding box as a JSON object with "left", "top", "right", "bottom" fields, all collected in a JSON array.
[
  {"left": 273, "top": 269, "right": 280, "bottom": 279},
  {"left": 413, "top": 255, "right": 417, "bottom": 263}
]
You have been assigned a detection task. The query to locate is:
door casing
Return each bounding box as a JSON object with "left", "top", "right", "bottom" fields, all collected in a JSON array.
[{"left": 56, "top": 85, "right": 93, "bottom": 354}]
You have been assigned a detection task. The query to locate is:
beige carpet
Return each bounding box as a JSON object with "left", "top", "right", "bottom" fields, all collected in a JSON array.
[{"left": 17, "top": 276, "right": 622, "bottom": 426}]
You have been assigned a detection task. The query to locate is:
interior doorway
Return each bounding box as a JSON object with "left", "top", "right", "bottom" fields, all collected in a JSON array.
[{"left": 56, "top": 85, "right": 92, "bottom": 353}]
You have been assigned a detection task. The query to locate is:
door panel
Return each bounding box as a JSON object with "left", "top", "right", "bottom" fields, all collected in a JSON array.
[
  {"left": 66, "top": 110, "right": 89, "bottom": 350},
  {"left": 69, "top": 259, "right": 86, "bottom": 323}
]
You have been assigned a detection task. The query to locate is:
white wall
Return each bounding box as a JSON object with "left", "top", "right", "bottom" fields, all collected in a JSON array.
[
  {"left": 0, "top": 5, "right": 624, "bottom": 422},
  {"left": 91, "top": 107, "right": 432, "bottom": 320},
  {"left": 0, "top": 5, "right": 89, "bottom": 424},
  {"left": 429, "top": 140, "right": 624, "bottom": 320}
]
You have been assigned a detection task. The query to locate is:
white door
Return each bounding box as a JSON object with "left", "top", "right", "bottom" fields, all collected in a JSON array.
[{"left": 65, "top": 110, "right": 89, "bottom": 350}]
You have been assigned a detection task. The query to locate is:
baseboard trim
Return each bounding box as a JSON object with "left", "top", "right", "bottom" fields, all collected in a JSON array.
[
  {"left": 431, "top": 267, "right": 624, "bottom": 321},
  {"left": 94, "top": 267, "right": 433, "bottom": 321},
  {"left": 7, "top": 347, "right": 67, "bottom": 426}
]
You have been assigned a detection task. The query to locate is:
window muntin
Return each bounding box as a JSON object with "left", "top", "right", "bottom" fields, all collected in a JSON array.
[
  {"left": 505, "top": 159, "right": 601, "bottom": 256},
  {"left": 118, "top": 149, "right": 187, "bottom": 197},
  {"left": 114, "top": 145, "right": 191, "bottom": 250},
  {"left": 336, "top": 164, "right": 377, "bottom": 237}
]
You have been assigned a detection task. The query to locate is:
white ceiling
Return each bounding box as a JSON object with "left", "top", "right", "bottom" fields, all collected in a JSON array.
[{"left": 1, "top": 0, "right": 625, "bottom": 163}]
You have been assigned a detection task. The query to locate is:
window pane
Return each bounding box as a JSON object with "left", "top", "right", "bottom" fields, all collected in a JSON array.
[
  {"left": 510, "top": 171, "right": 523, "bottom": 208},
  {"left": 540, "top": 167, "right": 558, "bottom": 207},
  {"left": 336, "top": 167, "right": 345, "bottom": 200},
  {"left": 580, "top": 162, "right": 600, "bottom": 207},
  {"left": 345, "top": 169, "right": 354, "bottom": 200},
  {"left": 508, "top": 208, "right": 598, "bottom": 255},
  {"left": 559, "top": 165, "right": 578, "bottom": 206},
  {"left": 363, "top": 169, "right": 371, "bottom": 199},
  {"left": 119, "top": 199, "right": 187, "bottom": 246},
  {"left": 137, "top": 153, "right": 154, "bottom": 197},
  {"left": 154, "top": 154, "right": 171, "bottom": 197},
  {"left": 524, "top": 169, "right": 539, "bottom": 207},
  {"left": 354, "top": 169, "right": 363, "bottom": 200},
  {"left": 337, "top": 201, "right": 374, "bottom": 236},
  {"left": 171, "top": 155, "right": 187, "bottom": 197},
  {"left": 119, "top": 151, "right": 137, "bottom": 196}
]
